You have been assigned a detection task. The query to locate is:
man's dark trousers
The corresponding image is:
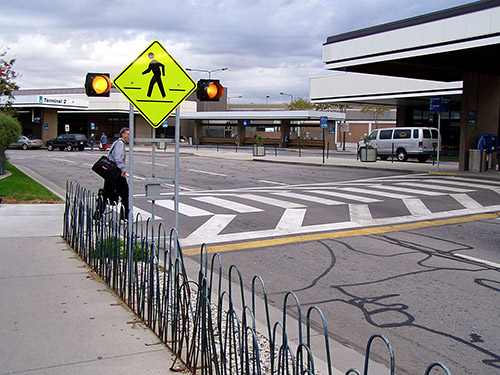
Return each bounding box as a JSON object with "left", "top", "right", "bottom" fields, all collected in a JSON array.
[{"left": 103, "top": 176, "right": 129, "bottom": 218}]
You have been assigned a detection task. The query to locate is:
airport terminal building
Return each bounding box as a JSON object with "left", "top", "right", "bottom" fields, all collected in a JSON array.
[{"left": 3, "top": 88, "right": 347, "bottom": 150}]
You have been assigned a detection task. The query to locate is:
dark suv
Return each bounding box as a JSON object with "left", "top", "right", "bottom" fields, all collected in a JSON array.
[{"left": 46, "top": 134, "right": 88, "bottom": 151}]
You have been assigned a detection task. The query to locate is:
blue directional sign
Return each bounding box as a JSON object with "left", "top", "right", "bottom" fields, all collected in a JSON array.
[
  {"left": 430, "top": 96, "right": 451, "bottom": 113},
  {"left": 320, "top": 116, "right": 328, "bottom": 129}
]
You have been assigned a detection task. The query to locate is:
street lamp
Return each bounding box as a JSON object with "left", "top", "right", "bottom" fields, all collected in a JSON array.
[
  {"left": 280, "top": 92, "right": 293, "bottom": 102},
  {"left": 228, "top": 95, "right": 242, "bottom": 104},
  {"left": 186, "top": 67, "right": 228, "bottom": 79}
]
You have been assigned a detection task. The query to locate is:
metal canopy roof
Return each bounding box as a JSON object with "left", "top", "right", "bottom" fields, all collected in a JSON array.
[{"left": 323, "top": 0, "right": 500, "bottom": 82}]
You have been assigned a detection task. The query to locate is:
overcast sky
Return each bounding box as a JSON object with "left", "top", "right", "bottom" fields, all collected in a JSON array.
[{"left": 1, "top": 0, "right": 474, "bottom": 103}]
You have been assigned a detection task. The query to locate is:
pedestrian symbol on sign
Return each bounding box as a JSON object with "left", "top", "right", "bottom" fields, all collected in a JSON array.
[
  {"left": 142, "top": 53, "right": 166, "bottom": 98},
  {"left": 113, "top": 40, "right": 197, "bottom": 128}
]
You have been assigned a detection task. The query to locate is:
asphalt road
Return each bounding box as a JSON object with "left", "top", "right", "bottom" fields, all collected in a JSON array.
[{"left": 6, "top": 148, "right": 500, "bottom": 375}]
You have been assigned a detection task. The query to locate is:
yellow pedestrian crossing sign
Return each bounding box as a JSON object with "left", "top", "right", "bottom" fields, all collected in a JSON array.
[{"left": 113, "top": 40, "right": 196, "bottom": 128}]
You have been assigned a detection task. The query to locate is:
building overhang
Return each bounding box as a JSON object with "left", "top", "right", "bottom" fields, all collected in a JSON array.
[
  {"left": 323, "top": 0, "right": 500, "bottom": 82},
  {"left": 310, "top": 72, "right": 463, "bottom": 107}
]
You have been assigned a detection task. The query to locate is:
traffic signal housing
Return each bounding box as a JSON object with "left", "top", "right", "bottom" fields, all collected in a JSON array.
[
  {"left": 85, "top": 73, "right": 112, "bottom": 97},
  {"left": 196, "top": 79, "right": 224, "bottom": 101}
]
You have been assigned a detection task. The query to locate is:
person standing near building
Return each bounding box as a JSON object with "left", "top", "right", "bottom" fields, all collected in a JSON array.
[
  {"left": 100, "top": 132, "right": 108, "bottom": 151},
  {"left": 89, "top": 133, "right": 95, "bottom": 151},
  {"left": 103, "top": 128, "right": 129, "bottom": 220}
]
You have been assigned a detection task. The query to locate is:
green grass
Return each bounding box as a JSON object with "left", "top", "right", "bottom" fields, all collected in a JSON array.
[{"left": 0, "top": 163, "right": 61, "bottom": 203}]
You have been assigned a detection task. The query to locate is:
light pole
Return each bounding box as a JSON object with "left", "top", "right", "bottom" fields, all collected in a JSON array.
[
  {"left": 228, "top": 95, "right": 242, "bottom": 104},
  {"left": 280, "top": 92, "right": 293, "bottom": 103},
  {"left": 185, "top": 67, "right": 228, "bottom": 79}
]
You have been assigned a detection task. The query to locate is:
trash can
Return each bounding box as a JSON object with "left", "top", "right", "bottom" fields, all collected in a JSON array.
[{"left": 469, "top": 149, "right": 487, "bottom": 172}]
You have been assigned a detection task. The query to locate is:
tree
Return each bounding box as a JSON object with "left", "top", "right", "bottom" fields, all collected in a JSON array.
[
  {"left": 286, "top": 97, "right": 315, "bottom": 110},
  {"left": 0, "top": 48, "right": 19, "bottom": 113},
  {"left": 361, "top": 106, "right": 391, "bottom": 129},
  {"left": 314, "top": 103, "right": 351, "bottom": 113},
  {"left": 0, "top": 112, "right": 21, "bottom": 174}
]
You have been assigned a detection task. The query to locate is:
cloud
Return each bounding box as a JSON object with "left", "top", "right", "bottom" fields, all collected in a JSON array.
[{"left": 0, "top": 0, "right": 473, "bottom": 102}]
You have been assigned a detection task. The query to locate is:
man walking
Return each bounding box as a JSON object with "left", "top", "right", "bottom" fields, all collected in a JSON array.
[{"left": 103, "top": 128, "right": 129, "bottom": 220}]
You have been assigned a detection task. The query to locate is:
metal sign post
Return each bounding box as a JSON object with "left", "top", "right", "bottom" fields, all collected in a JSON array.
[
  {"left": 174, "top": 107, "right": 180, "bottom": 233},
  {"left": 430, "top": 96, "right": 449, "bottom": 172},
  {"left": 437, "top": 112, "right": 441, "bottom": 172},
  {"left": 128, "top": 103, "right": 134, "bottom": 300}
]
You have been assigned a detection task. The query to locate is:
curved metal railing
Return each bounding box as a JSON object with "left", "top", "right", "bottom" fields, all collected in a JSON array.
[{"left": 63, "top": 181, "right": 451, "bottom": 375}]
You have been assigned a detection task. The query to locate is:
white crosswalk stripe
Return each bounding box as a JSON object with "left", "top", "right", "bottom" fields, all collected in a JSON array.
[
  {"left": 272, "top": 191, "right": 345, "bottom": 205},
  {"left": 349, "top": 204, "right": 372, "bottom": 223},
  {"left": 339, "top": 187, "right": 414, "bottom": 199},
  {"left": 239, "top": 193, "right": 305, "bottom": 208},
  {"left": 450, "top": 193, "right": 484, "bottom": 209},
  {"left": 402, "top": 198, "right": 432, "bottom": 216},
  {"left": 444, "top": 176, "right": 500, "bottom": 186},
  {"left": 309, "top": 189, "right": 381, "bottom": 203},
  {"left": 154, "top": 199, "right": 213, "bottom": 217},
  {"left": 397, "top": 182, "right": 473, "bottom": 193},
  {"left": 193, "top": 196, "right": 263, "bottom": 213},
  {"left": 186, "top": 214, "right": 236, "bottom": 240},
  {"left": 133, "top": 206, "right": 159, "bottom": 221},
  {"left": 275, "top": 208, "right": 307, "bottom": 230},
  {"left": 374, "top": 184, "right": 444, "bottom": 196},
  {"left": 423, "top": 178, "right": 500, "bottom": 192}
]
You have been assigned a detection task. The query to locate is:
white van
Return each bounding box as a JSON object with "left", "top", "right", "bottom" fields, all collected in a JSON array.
[{"left": 358, "top": 127, "right": 440, "bottom": 162}]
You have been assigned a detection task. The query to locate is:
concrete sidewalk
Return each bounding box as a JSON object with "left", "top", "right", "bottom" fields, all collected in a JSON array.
[{"left": 0, "top": 204, "right": 178, "bottom": 375}]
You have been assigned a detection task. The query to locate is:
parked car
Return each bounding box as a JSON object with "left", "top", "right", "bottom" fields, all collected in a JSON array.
[
  {"left": 9, "top": 135, "right": 43, "bottom": 150},
  {"left": 46, "top": 134, "right": 88, "bottom": 151},
  {"left": 358, "top": 127, "right": 440, "bottom": 162}
]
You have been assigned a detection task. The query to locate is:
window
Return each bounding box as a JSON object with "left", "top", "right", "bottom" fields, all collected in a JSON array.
[
  {"left": 379, "top": 130, "right": 393, "bottom": 139},
  {"left": 369, "top": 130, "right": 378, "bottom": 140},
  {"left": 413, "top": 129, "right": 419, "bottom": 138},
  {"left": 423, "top": 129, "right": 432, "bottom": 138},
  {"left": 394, "top": 130, "right": 411, "bottom": 139},
  {"left": 431, "top": 129, "right": 439, "bottom": 139}
]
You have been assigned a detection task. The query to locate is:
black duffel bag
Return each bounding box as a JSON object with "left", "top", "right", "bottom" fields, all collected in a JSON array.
[{"left": 92, "top": 156, "right": 121, "bottom": 181}]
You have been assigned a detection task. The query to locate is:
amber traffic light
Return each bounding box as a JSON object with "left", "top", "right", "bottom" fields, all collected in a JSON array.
[
  {"left": 85, "top": 73, "right": 111, "bottom": 97},
  {"left": 196, "top": 79, "right": 224, "bottom": 101}
]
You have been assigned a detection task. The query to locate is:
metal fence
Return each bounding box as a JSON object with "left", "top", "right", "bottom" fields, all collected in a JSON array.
[{"left": 63, "top": 181, "right": 451, "bottom": 375}]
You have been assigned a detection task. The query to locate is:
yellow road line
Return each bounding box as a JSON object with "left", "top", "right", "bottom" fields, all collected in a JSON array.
[{"left": 182, "top": 211, "right": 500, "bottom": 256}]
